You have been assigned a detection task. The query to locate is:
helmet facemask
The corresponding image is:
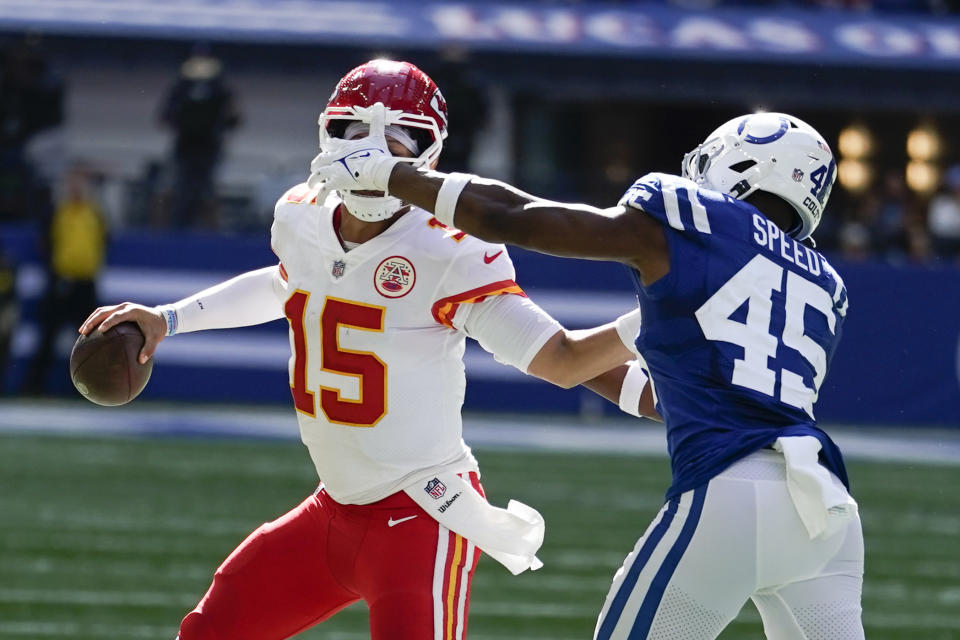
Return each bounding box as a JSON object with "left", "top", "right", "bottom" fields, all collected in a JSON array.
[
  {"left": 317, "top": 109, "right": 436, "bottom": 221},
  {"left": 312, "top": 60, "right": 449, "bottom": 222}
]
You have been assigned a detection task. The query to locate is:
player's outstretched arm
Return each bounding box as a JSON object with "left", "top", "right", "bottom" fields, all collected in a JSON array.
[
  {"left": 526, "top": 322, "right": 634, "bottom": 389},
  {"left": 387, "top": 165, "right": 668, "bottom": 278},
  {"left": 466, "top": 295, "right": 645, "bottom": 390},
  {"left": 309, "top": 111, "right": 666, "bottom": 276},
  {"left": 79, "top": 265, "right": 287, "bottom": 363}
]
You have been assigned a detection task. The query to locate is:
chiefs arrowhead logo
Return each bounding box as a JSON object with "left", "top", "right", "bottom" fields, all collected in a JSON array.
[{"left": 374, "top": 256, "right": 416, "bottom": 298}]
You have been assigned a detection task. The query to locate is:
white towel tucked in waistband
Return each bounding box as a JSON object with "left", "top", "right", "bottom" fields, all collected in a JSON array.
[
  {"left": 774, "top": 435, "right": 858, "bottom": 540},
  {"left": 405, "top": 471, "right": 544, "bottom": 575}
]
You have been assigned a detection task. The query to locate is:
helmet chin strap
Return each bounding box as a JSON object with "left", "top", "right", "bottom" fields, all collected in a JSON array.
[{"left": 340, "top": 190, "right": 405, "bottom": 222}]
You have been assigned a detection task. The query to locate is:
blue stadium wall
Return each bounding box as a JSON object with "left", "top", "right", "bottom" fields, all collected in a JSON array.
[{"left": 3, "top": 225, "right": 958, "bottom": 427}]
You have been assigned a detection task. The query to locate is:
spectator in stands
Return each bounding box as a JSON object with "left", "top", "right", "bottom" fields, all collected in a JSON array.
[
  {"left": 159, "top": 45, "right": 240, "bottom": 229},
  {"left": 927, "top": 164, "right": 960, "bottom": 261},
  {"left": 23, "top": 164, "right": 108, "bottom": 394},
  {"left": 0, "top": 36, "right": 63, "bottom": 222},
  {"left": 874, "top": 170, "right": 912, "bottom": 253},
  {"left": 0, "top": 241, "right": 17, "bottom": 395},
  {"left": 905, "top": 224, "right": 935, "bottom": 263},
  {"left": 837, "top": 218, "right": 871, "bottom": 261},
  {"left": 847, "top": 170, "right": 915, "bottom": 261}
]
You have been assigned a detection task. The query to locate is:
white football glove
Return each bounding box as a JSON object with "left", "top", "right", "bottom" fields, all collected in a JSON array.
[{"left": 306, "top": 102, "right": 401, "bottom": 192}]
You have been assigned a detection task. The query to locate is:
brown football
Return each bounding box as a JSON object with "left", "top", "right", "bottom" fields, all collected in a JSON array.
[{"left": 70, "top": 322, "right": 153, "bottom": 406}]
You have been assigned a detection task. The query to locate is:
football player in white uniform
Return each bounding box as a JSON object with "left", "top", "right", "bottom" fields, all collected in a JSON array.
[{"left": 80, "top": 60, "right": 654, "bottom": 640}]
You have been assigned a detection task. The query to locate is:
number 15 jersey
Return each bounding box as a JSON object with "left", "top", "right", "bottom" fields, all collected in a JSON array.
[
  {"left": 271, "top": 186, "right": 536, "bottom": 506},
  {"left": 619, "top": 173, "right": 850, "bottom": 501}
]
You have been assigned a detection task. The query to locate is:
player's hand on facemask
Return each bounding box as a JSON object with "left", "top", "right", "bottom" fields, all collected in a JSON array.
[{"left": 307, "top": 102, "right": 400, "bottom": 192}]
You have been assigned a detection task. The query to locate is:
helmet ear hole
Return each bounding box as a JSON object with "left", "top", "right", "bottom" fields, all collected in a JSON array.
[{"left": 729, "top": 160, "right": 757, "bottom": 173}]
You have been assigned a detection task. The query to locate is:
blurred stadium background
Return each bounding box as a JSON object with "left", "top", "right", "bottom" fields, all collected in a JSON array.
[{"left": 1, "top": 1, "right": 960, "bottom": 638}]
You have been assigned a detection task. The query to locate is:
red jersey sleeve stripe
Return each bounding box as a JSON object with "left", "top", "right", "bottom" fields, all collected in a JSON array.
[
  {"left": 431, "top": 279, "right": 526, "bottom": 329},
  {"left": 278, "top": 263, "right": 289, "bottom": 282}
]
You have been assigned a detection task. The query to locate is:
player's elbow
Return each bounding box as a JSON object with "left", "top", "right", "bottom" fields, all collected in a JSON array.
[
  {"left": 548, "top": 353, "right": 583, "bottom": 389},
  {"left": 537, "top": 370, "right": 580, "bottom": 389},
  {"left": 540, "top": 367, "right": 580, "bottom": 389},
  {"left": 527, "top": 332, "right": 582, "bottom": 389}
]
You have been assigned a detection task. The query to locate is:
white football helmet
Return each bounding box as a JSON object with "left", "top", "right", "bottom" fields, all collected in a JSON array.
[
  {"left": 681, "top": 112, "right": 835, "bottom": 241},
  {"left": 315, "top": 59, "right": 448, "bottom": 222}
]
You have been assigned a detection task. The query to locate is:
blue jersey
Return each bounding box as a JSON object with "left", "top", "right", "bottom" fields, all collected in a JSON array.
[{"left": 619, "top": 173, "right": 849, "bottom": 500}]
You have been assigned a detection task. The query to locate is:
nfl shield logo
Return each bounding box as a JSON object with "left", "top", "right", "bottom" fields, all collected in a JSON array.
[
  {"left": 425, "top": 478, "right": 446, "bottom": 499},
  {"left": 792, "top": 168, "right": 804, "bottom": 182},
  {"left": 331, "top": 260, "right": 346, "bottom": 279}
]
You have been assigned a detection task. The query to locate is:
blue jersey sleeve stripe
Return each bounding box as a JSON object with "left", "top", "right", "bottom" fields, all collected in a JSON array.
[
  {"left": 673, "top": 184, "right": 712, "bottom": 236},
  {"left": 660, "top": 183, "right": 686, "bottom": 231},
  {"left": 688, "top": 187, "right": 712, "bottom": 234}
]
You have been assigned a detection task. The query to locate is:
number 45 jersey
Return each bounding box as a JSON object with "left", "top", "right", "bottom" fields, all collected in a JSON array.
[
  {"left": 271, "top": 186, "right": 524, "bottom": 506},
  {"left": 619, "top": 173, "right": 850, "bottom": 501}
]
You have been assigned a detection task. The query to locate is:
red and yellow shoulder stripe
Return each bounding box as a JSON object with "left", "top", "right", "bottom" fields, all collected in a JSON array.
[{"left": 431, "top": 279, "right": 526, "bottom": 329}]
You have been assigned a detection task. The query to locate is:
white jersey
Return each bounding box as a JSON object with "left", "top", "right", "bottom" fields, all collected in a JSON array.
[{"left": 271, "top": 185, "right": 540, "bottom": 504}]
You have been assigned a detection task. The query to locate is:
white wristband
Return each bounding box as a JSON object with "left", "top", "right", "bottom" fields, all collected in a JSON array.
[
  {"left": 435, "top": 172, "right": 475, "bottom": 227},
  {"left": 615, "top": 308, "right": 643, "bottom": 358},
  {"left": 156, "top": 306, "right": 179, "bottom": 337},
  {"left": 618, "top": 361, "right": 649, "bottom": 418}
]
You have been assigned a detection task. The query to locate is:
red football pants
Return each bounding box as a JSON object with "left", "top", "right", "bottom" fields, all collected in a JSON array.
[{"left": 178, "top": 474, "right": 483, "bottom": 640}]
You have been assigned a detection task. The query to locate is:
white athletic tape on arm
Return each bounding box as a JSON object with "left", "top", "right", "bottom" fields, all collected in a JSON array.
[
  {"left": 435, "top": 172, "right": 475, "bottom": 227},
  {"left": 615, "top": 308, "right": 643, "bottom": 358},
  {"left": 618, "top": 360, "right": 649, "bottom": 418}
]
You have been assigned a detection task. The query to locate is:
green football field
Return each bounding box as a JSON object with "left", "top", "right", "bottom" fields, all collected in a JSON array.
[{"left": 1, "top": 432, "right": 958, "bottom": 640}]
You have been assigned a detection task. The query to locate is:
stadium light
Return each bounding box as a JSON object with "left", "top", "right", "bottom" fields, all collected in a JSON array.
[
  {"left": 837, "top": 159, "right": 872, "bottom": 194},
  {"left": 905, "top": 161, "right": 939, "bottom": 194},
  {"left": 906, "top": 125, "right": 941, "bottom": 161},
  {"left": 837, "top": 123, "right": 873, "bottom": 160}
]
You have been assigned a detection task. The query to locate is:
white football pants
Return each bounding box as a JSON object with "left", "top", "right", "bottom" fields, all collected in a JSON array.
[{"left": 594, "top": 449, "right": 864, "bottom": 640}]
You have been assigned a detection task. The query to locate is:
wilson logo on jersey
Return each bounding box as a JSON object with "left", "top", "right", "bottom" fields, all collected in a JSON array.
[
  {"left": 374, "top": 256, "right": 416, "bottom": 298},
  {"left": 425, "top": 477, "right": 446, "bottom": 499}
]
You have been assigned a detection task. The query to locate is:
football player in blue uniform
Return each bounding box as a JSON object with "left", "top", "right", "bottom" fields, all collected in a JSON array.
[{"left": 312, "top": 108, "right": 863, "bottom": 640}]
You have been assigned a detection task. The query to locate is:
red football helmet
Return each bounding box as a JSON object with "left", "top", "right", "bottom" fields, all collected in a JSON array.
[{"left": 318, "top": 59, "right": 448, "bottom": 168}]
